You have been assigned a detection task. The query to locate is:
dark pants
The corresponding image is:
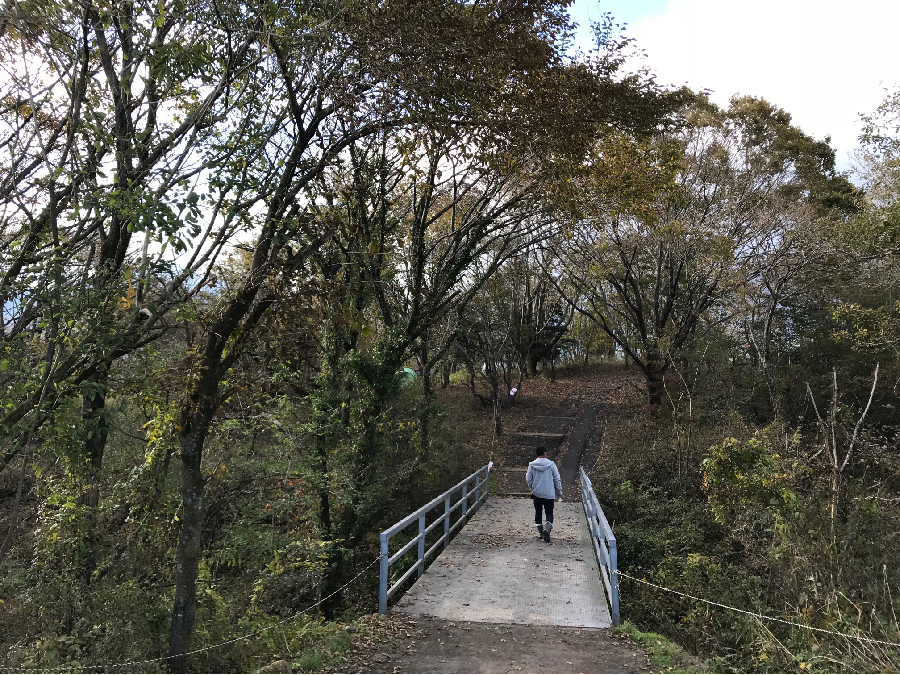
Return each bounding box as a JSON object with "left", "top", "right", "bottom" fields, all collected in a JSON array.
[{"left": 532, "top": 496, "right": 554, "bottom": 525}]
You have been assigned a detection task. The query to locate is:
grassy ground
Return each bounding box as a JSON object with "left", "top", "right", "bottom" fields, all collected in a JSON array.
[
  {"left": 250, "top": 614, "right": 410, "bottom": 673},
  {"left": 615, "top": 621, "right": 708, "bottom": 674}
]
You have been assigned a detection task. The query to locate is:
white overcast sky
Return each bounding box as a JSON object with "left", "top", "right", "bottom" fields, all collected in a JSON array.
[{"left": 568, "top": 0, "right": 900, "bottom": 171}]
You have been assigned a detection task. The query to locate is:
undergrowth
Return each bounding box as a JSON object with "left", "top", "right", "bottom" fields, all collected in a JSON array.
[
  {"left": 615, "top": 620, "right": 706, "bottom": 673},
  {"left": 593, "top": 377, "right": 900, "bottom": 674}
]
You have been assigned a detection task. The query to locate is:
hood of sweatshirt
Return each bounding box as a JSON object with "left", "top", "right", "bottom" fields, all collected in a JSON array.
[{"left": 528, "top": 457, "right": 554, "bottom": 472}]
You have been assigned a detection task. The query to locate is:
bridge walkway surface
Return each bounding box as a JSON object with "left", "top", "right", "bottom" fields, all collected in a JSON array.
[{"left": 393, "top": 498, "right": 611, "bottom": 628}]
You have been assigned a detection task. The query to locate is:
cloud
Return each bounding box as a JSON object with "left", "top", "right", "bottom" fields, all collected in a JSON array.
[{"left": 624, "top": 0, "right": 900, "bottom": 168}]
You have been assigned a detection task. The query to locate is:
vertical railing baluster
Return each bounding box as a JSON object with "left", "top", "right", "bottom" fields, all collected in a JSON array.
[
  {"left": 461, "top": 480, "right": 468, "bottom": 517},
  {"left": 444, "top": 496, "right": 450, "bottom": 549},
  {"left": 417, "top": 515, "right": 425, "bottom": 578},
  {"left": 379, "top": 533, "right": 389, "bottom": 613}
]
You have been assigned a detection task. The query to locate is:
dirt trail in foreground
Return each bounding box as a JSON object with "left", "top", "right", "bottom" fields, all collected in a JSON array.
[{"left": 337, "top": 614, "right": 652, "bottom": 674}]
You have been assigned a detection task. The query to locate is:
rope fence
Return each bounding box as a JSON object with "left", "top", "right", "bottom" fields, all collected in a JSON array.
[
  {"left": 618, "top": 571, "right": 900, "bottom": 649},
  {"left": 7, "top": 525, "right": 900, "bottom": 673},
  {"left": 0, "top": 554, "right": 384, "bottom": 673}
]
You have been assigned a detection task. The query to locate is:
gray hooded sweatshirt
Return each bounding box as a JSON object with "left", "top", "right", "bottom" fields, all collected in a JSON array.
[{"left": 526, "top": 457, "right": 562, "bottom": 500}]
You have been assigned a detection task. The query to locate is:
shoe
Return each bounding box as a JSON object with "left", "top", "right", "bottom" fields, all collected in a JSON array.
[
  {"left": 536, "top": 524, "right": 544, "bottom": 539},
  {"left": 542, "top": 528, "right": 551, "bottom": 543}
]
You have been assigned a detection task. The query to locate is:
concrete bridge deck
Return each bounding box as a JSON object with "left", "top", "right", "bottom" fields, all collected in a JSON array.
[{"left": 393, "top": 498, "right": 611, "bottom": 628}]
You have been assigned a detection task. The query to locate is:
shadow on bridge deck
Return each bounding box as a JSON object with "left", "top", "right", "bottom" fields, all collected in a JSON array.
[{"left": 392, "top": 498, "right": 611, "bottom": 628}]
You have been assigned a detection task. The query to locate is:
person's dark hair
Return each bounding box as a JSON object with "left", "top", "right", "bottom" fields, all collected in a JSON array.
[{"left": 535, "top": 446, "right": 547, "bottom": 458}]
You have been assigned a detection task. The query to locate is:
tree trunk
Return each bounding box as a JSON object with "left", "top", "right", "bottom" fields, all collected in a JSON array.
[
  {"left": 420, "top": 367, "right": 432, "bottom": 457},
  {"left": 315, "top": 348, "right": 345, "bottom": 621},
  {"left": 645, "top": 371, "right": 664, "bottom": 407},
  {"left": 830, "top": 468, "right": 840, "bottom": 542},
  {"left": 418, "top": 337, "right": 432, "bottom": 460},
  {"left": 322, "top": 361, "right": 393, "bottom": 618},
  {"left": 316, "top": 433, "right": 333, "bottom": 590},
  {"left": 643, "top": 348, "right": 667, "bottom": 408},
  {"left": 529, "top": 354, "right": 539, "bottom": 377},
  {"left": 491, "top": 371, "right": 503, "bottom": 436},
  {"left": 169, "top": 386, "right": 219, "bottom": 672},
  {"left": 79, "top": 366, "right": 111, "bottom": 584},
  {"left": 748, "top": 328, "right": 780, "bottom": 419},
  {"left": 81, "top": 370, "right": 110, "bottom": 508}
]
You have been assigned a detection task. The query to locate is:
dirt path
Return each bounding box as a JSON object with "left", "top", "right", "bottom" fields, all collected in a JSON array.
[{"left": 339, "top": 614, "right": 653, "bottom": 674}]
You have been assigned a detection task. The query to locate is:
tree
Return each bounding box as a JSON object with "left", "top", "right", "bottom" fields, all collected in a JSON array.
[
  {"left": 505, "top": 249, "right": 574, "bottom": 378},
  {"left": 829, "top": 88, "right": 900, "bottom": 359},
  {"left": 0, "top": 0, "right": 266, "bottom": 572},
  {"left": 554, "top": 96, "right": 858, "bottom": 406},
  {"left": 166, "top": 0, "right": 616, "bottom": 662}
]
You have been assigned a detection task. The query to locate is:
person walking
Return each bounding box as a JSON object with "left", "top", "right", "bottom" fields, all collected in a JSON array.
[{"left": 526, "top": 446, "right": 562, "bottom": 542}]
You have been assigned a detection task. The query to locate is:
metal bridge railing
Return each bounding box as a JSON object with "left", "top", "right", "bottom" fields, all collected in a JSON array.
[
  {"left": 378, "top": 464, "right": 491, "bottom": 613},
  {"left": 579, "top": 466, "right": 620, "bottom": 625}
]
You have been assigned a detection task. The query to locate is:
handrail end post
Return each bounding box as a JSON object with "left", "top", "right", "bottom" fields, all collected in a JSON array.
[
  {"left": 610, "top": 540, "right": 620, "bottom": 626},
  {"left": 461, "top": 481, "right": 468, "bottom": 521},
  {"left": 379, "top": 533, "right": 389, "bottom": 614}
]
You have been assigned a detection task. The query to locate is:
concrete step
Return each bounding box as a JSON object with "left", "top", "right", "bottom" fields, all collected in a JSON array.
[
  {"left": 519, "top": 416, "right": 576, "bottom": 434},
  {"left": 507, "top": 448, "right": 560, "bottom": 463},
  {"left": 508, "top": 432, "right": 566, "bottom": 447}
]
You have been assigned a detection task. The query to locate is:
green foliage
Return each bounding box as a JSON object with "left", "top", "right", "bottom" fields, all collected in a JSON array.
[
  {"left": 615, "top": 621, "right": 707, "bottom": 673},
  {"left": 702, "top": 433, "right": 800, "bottom": 531},
  {"left": 1, "top": 5, "right": 898, "bottom": 673},
  {"left": 597, "top": 385, "right": 900, "bottom": 673}
]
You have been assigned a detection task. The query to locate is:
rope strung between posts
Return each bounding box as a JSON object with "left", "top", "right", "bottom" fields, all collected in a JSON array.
[
  {"left": 616, "top": 571, "right": 900, "bottom": 649},
  {"left": 0, "top": 554, "right": 384, "bottom": 673}
]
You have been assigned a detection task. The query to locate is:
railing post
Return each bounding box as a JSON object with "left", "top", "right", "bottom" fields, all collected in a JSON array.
[
  {"left": 609, "top": 537, "right": 620, "bottom": 626},
  {"left": 462, "top": 480, "right": 468, "bottom": 516},
  {"left": 475, "top": 471, "right": 482, "bottom": 503},
  {"left": 379, "top": 533, "right": 389, "bottom": 613},
  {"left": 417, "top": 515, "right": 425, "bottom": 578},
  {"left": 580, "top": 465, "right": 620, "bottom": 625},
  {"left": 444, "top": 496, "right": 450, "bottom": 548},
  {"left": 484, "top": 466, "right": 490, "bottom": 498}
]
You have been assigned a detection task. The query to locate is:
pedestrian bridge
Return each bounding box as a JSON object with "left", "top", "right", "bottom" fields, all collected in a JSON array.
[{"left": 379, "top": 466, "right": 620, "bottom": 629}]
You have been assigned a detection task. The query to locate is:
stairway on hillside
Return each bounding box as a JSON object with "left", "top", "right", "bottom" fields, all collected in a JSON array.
[{"left": 493, "top": 401, "right": 599, "bottom": 497}]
